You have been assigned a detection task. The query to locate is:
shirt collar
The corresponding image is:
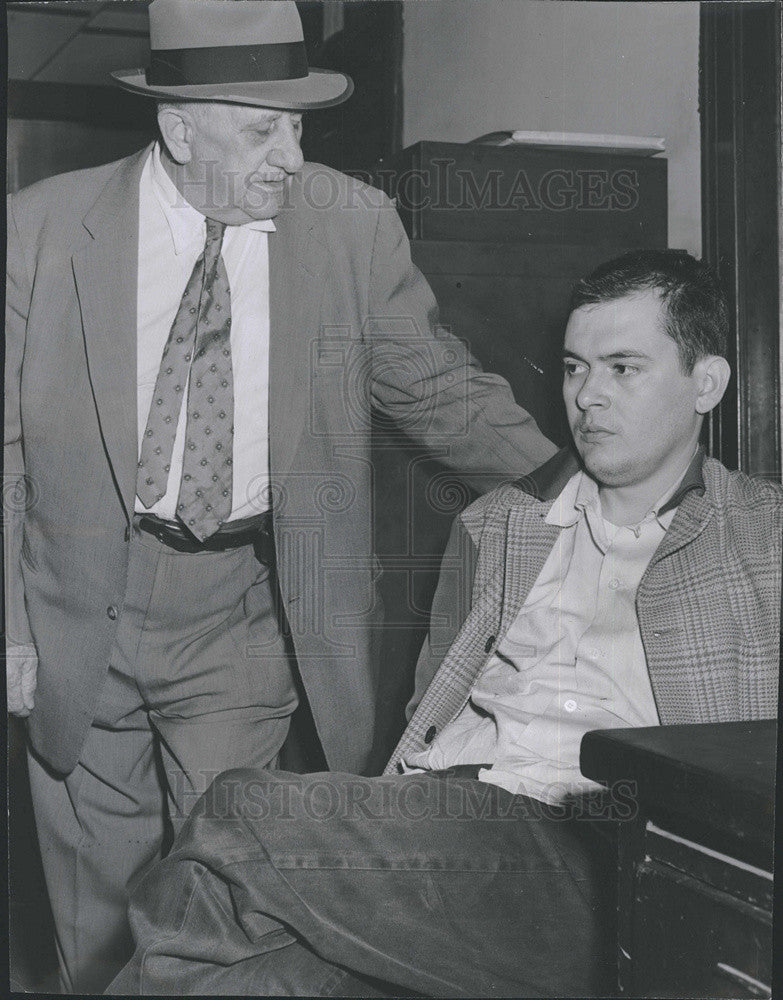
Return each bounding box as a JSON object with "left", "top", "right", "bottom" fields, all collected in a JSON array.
[
  {"left": 657, "top": 445, "right": 706, "bottom": 515},
  {"left": 149, "top": 142, "right": 275, "bottom": 256},
  {"left": 544, "top": 445, "right": 706, "bottom": 530},
  {"left": 545, "top": 471, "right": 590, "bottom": 528}
]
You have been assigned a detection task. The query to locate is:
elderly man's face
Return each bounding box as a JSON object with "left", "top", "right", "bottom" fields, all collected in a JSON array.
[
  {"left": 562, "top": 289, "right": 705, "bottom": 493},
  {"left": 180, "top": 103, "right": 304, "bottom": 224}
]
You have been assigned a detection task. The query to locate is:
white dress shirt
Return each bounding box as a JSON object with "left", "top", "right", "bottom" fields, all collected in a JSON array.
[
  {"left": 135, "top": 143, "right": 275, "bottom": 521},
  {"left": 405, "top": 467, "right": 697, "bottom": 804}
]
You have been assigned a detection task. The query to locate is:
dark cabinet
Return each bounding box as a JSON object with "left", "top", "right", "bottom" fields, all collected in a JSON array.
[
  {"left": 377, "top": 140, "right": 667, "bottom": 247},
  {"left": 581, "top": 720, "right": 775, "bottom": 998},
  {"left": 633, "top": 855, "right": 772, "bottom": 997}
]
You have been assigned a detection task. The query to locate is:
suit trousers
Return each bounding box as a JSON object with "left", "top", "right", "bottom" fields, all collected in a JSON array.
[
  {"left": 108, "top": 768, "right": 618, "bottom": 997},
  {"left": 27, "top": 523, "right": 298, "bottom": 994}
]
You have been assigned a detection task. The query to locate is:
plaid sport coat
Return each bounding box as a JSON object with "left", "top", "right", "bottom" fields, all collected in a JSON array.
[{"left": 386, "top": 454, "right": 782, "bottom": 773}]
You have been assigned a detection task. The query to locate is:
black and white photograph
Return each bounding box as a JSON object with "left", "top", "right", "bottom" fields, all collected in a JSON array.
[{"left": 4, "top": 0, "right": 781, "bottom": 995}]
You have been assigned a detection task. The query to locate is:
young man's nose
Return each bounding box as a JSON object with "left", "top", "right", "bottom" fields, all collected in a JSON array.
[{"left": 575, "top": 370, "right": 611, "bottom": 410}]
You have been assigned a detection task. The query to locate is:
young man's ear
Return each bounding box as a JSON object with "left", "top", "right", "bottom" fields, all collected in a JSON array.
[
  {"left": 157, "top": 106, "right": 195, "bottom": 165},
  {"left": 694, "top": 355, "right": 731, "bottom": 414}
]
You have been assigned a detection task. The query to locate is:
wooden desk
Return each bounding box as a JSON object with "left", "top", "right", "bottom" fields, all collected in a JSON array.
[{"left": 580, "top": 720, "right": 776, "bottom": 998}]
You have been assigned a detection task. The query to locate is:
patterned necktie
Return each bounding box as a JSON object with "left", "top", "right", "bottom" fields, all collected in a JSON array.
[{"left": 137, "top": 217, "right": 234, "bottom": 540}]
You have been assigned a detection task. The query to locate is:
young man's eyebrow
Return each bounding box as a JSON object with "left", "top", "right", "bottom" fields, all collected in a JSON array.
[{"left": 561, "top": 349, "right": 652, "bottom": 362}]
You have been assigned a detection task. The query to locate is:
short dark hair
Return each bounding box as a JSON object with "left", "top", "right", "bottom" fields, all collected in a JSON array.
[{"left": 569, "top": 249, "right": 729, "bottom": 373}]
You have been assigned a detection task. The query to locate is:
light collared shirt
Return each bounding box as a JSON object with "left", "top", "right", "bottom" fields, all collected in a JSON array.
[
  {"left": 135, "top": 143, "right": 275, "bottom": 521},
  {"left": 405, "top": 460, "right": 700, "bottom": 804}
]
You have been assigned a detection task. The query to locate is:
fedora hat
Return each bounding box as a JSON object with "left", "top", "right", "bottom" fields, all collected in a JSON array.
[{"left": 112, "top": 0, "right": 353, "bottom": 109}]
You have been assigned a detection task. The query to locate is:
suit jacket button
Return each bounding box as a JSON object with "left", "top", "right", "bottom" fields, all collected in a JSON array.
[
  {"left": 107, "top": 605, "right": 118, "bottom": 620},
  {"left": 484, "top": 634, "right": 495, "bottom": 653},
  {"left": 424, "top": 725, "right": 437, "bottom": 744}
]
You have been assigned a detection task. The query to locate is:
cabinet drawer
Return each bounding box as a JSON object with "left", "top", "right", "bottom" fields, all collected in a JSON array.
[{"left": 631, "top": 861, "right": 772, "bottom": 997}]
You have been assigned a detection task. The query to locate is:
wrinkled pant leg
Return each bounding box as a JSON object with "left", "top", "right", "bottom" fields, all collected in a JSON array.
[
  {"left": 107, "top": 825, "right": 397, "bottom": 999},
  {"left": 109, "top": 768, "right": 614, "bottom": 997},
  {"left": 27, "top": 671, "right": 167, "bottom": 995}
]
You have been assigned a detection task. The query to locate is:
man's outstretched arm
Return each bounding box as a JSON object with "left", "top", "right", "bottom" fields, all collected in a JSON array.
[{"left": 366, "top": 193, "right": 558, "bottom": 491}]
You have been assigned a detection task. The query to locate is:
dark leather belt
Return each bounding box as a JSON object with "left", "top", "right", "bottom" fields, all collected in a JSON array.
[{"left": 134, "top": 509, "right": 274, "bottom": 557}]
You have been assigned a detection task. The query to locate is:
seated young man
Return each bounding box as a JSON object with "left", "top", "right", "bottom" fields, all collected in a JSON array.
[{"left": 109, "top": 250, "right": 782, "bottom": 997}]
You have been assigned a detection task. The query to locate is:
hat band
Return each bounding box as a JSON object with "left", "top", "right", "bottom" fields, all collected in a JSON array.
[{"left": 146, "top": 41, "right": 309, "bottom": 86}]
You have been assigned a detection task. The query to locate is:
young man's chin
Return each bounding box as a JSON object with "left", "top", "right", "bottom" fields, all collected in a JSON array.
[{"left": 578, "top": 451, "right": 633, "bottom": 489}]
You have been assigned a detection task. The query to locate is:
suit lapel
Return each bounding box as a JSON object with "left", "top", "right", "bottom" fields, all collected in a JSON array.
[
  {"left": 498, "top": 503, "right": 561, "bottom": 637},
  {"left": 386, "top": 497, "right": 561, "bottom": 772},
  {"left": 72, "top": 146, "right": 151, "bottom": 521},
  {"left": 648, "top": 491, "right": 714, "bottom": 566},
  {"left": 268, "top": 178, "right": 330, "bottom": 482}
]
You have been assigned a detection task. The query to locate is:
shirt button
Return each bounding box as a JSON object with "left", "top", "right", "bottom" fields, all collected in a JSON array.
[
  {"left": 424, "top": 725, "right": 437, "bottom": 744},
  {"left": 564, "top": 699, "right": 578, "bottom": 713},
  {"left": 484, "top": 635, "right": 496, "bottom": 654},
  {"left": 609, "top": 578, "right": 620, "bottom": 590},
  {"left": 107, "top": 605, "right": 119, "bottom": 620},
  {"left": 590, "top": 648, "right": 601, "bottom": 659}
]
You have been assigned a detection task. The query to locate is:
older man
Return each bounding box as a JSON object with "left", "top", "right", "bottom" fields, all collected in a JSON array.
[
  {"left": 4, "top": 0, "right": 557, "bottom": 992},
  {"left": 109, "top": 249, "right": 781, "bottom": 997}
]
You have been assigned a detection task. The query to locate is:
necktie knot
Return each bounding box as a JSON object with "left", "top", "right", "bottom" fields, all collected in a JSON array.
[
  {"left": 206, "top": 218, "right": 226, "bottom": 244},
  {"left": 204, "top": 219, "right": 226, "bottom": 266}
]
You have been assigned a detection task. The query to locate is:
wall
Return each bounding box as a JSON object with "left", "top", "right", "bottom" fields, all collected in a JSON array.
[
  {"left": 402, "top": 0, "right": 701, "bottom": 253},
  {"left": 6, "top": 119, "right": 152, "bottom": 194}
]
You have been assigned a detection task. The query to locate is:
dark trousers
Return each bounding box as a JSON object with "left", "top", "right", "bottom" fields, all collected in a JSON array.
[{"left": 108, "top": 767, "right": 618, "bottom": 997}]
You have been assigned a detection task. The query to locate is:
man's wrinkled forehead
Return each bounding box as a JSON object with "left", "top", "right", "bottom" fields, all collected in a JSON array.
[{"left": 191, "top": 101, "right": 297, "bottom": 131}]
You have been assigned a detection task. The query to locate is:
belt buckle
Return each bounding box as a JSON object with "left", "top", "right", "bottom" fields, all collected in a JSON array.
[{"left": 137, "top": 514, "right": 194, "bottom": 551}]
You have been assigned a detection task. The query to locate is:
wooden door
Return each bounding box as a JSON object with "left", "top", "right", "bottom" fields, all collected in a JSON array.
[{"left": 700, "top": 1, "right": 781, "bottom": 480}]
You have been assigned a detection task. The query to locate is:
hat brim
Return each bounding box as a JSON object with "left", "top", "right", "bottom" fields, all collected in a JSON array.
[{"left": 111, "top": 66, "right": 353, "bottom": 110}]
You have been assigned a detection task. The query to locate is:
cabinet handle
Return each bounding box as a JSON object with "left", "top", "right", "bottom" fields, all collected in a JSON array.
[{"left": 715, "top": 963, "right": 770, "bottom": 998}]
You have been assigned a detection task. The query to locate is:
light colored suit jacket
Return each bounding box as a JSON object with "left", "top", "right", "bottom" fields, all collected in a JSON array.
[
  {"left": 5, "top": 145, "right": 556, "bottom": 775},
  {"left": 386, "top": 452, "right": 782, "bottom": 773}
]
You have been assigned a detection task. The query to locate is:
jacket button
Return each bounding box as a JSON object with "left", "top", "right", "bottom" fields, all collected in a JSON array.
[
  {"left": 484, "top": 634, "right": 495, "bottom": 653},
  {"left": 424, "top": 725, "right": 437, "bottom": 744},
  {"left": 107, "top": 606, "right": 118, "bottom": 620}
]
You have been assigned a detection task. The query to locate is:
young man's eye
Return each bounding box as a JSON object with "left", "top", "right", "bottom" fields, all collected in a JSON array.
[
  {"left": 563, "top": 360, "right": 586, "bottom": 376},
  {"left": 613, "top": 364, "right": 639, "bottom": 376}
]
